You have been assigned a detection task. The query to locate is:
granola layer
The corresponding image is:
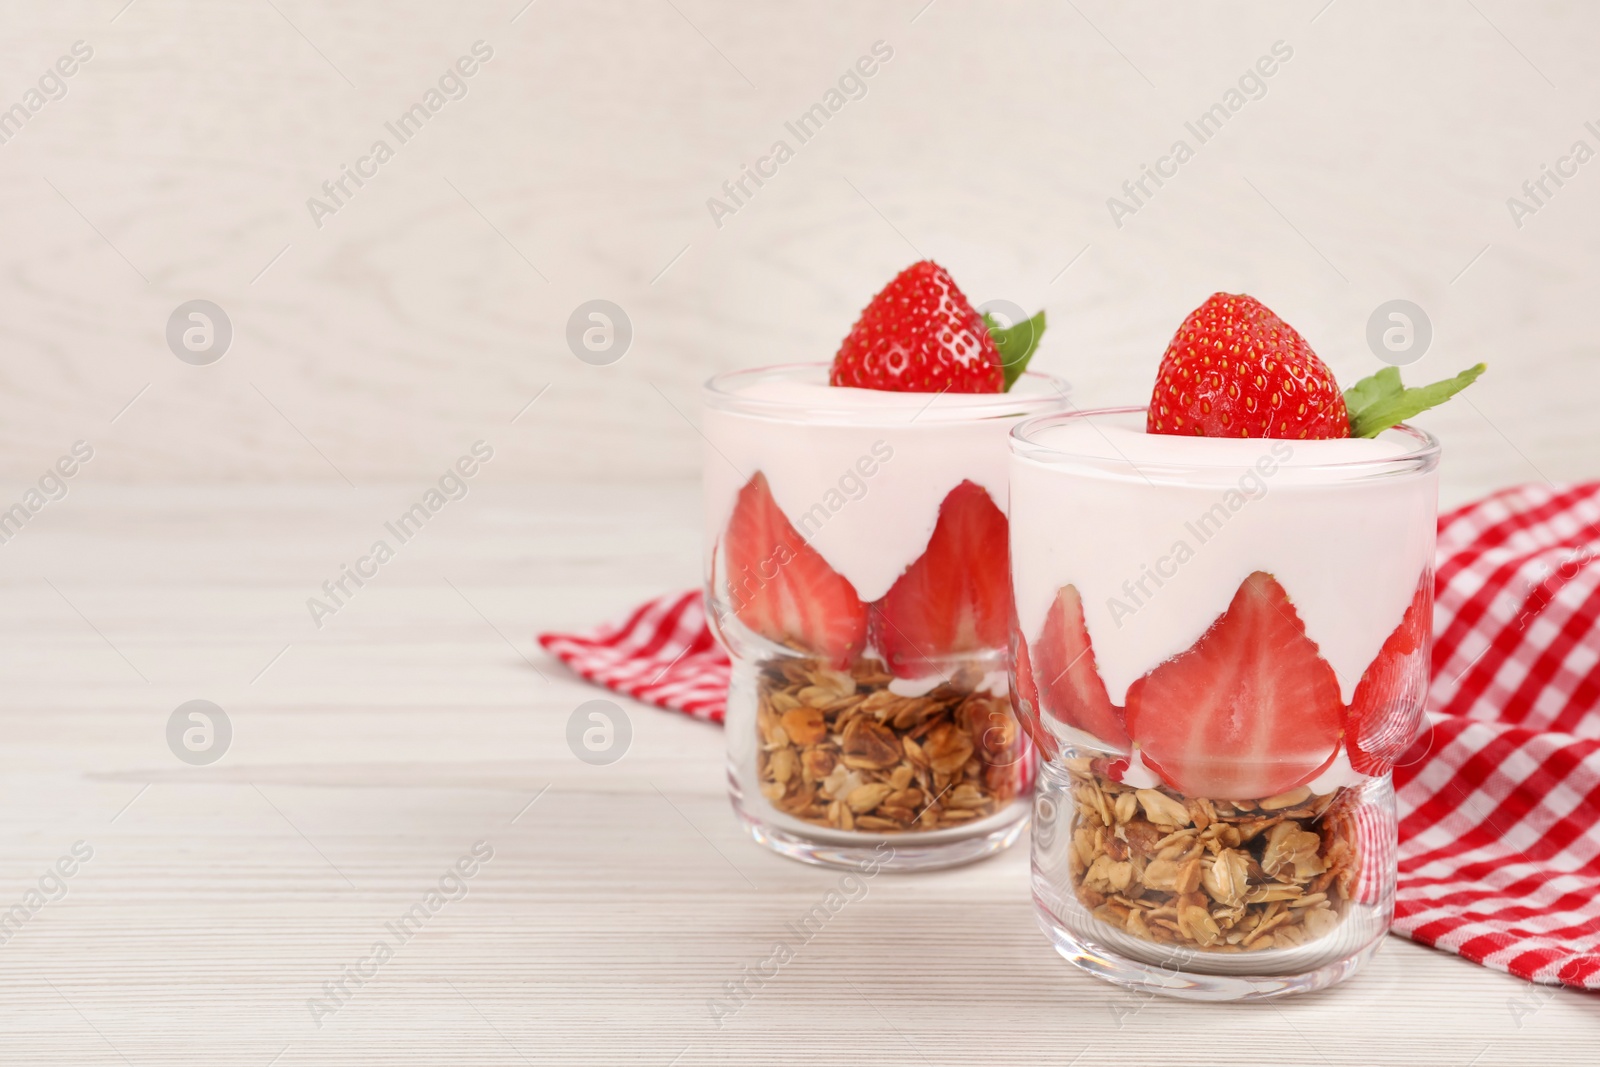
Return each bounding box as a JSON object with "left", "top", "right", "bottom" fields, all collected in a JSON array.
[
  {"left": 1065, "top": 759, "right": 1360, "bottom": 951},
  {"left": 755, "top": 657, "right": 1027, "bottom": 833}
]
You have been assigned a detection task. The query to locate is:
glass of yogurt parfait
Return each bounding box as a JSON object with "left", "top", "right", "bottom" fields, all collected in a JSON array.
[
  {"left": 702, "top": 262, "right": 1070, "bottom": 870},
  {"left": 1009, "top": 293, "right": 1482, "bottom": 998}
]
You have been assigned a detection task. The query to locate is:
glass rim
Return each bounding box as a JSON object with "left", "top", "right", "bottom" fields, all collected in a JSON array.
[
  {"left": 1010, "top": 404, "right": 1442, "bottom": 475},
  {"left": 702, "top": 361, "right": 1071, "bottom": 424}
]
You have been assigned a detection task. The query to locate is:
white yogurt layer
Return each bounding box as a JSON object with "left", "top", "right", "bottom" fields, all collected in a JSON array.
[
  {"left": 703, "top": 367, "right": 1067, "bottom": 603},
  {"left": 1304, "top": 747, "right": 1362, "bottom": 794},
  {"left": 888, "top": 675, "right": 943, "bottom": 697},
  {"left": 1010, "top": 419, "right": 1437, "bottom": 707}
]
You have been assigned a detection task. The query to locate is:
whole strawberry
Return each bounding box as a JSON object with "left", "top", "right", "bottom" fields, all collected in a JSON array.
[
  {"left": 1148, "top": 293, "right": 1349, "bottom": 439},
  {"left": 831, "top": 260, "right": 1005, "bottom": 393}
]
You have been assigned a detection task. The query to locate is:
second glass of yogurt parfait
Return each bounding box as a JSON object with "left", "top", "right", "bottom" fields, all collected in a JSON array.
[
  {"left": 703, "top": 363, "right": 1070, "bottom": 870},
  {"left": 1011, "top": 408, "right": 1439, "bottom": 999}
]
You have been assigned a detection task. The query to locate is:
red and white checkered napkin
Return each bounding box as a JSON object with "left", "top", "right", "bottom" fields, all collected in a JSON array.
[
  {"left": 1394, "top": 482, "right": 1600, "bottom": 988},
  {"left": 537, "top": 482, "right": 1600, "bottom": 990},
  {"left": 538, "top": 590, "right": 732, "bottom": 723}
]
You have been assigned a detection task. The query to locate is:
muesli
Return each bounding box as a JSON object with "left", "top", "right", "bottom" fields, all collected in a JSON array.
[
  {"left": 755, "top": 657, "right": 1026, "bottom": 833},
  {"left": 1064, "top": 758, "right": 1359, "bottom": 951}
]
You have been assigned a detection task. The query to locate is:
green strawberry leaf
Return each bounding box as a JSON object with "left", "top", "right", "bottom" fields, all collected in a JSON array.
[
  {"left": 1344, "top": 363, "right": 1486, "bottom": 438},
  {"left": 984, "top": 310, "right": 1047, "bottom": 391}
]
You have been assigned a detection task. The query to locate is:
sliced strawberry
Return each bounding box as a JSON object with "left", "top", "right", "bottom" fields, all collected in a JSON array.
[
  {"left": 1345, "top": 577, "right": 1432, "bottom": 775},
  {"left": 1093, "top": 755, "right": 1131, "bottom": 781},
  {"left": 870, "top": 480, "right": 1009, "bottom": 676},
  {"left": 724, "top": 472, "right": 867, "bottom": 668},
  {"left": 830, "top": 261, "right": 1005, "bottom": 393},
  {"left": 1125, "top": 571, "right": 1342, "bottom": 799},
  {"left": 1011, "top": 625, "right": 1057, "bottom": 761},
  {"left": 1013, "top": 626, "right": 1041, "bottom": 718},
  {"left": 1033, "top": 584, "right": 1130, "bottom": 750}
]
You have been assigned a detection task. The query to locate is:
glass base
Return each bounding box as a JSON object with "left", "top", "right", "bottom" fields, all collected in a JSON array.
[
  {"left": 734, "top": 796, "right": 1029, "bottom": 872},
  {"left": 721, "top": 645, "right": 1035, "bottom": 873},
  {"left": 1034, "top": 900, "right": 1383, "bottom": 1000},
  {"left": 1025, "top": 747, "right": 1395, "bottom": 1001}
]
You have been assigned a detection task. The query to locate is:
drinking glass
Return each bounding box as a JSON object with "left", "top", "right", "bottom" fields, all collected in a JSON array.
[{"left": 1010, "top": 406, "right": 1438, "bottom": 997}]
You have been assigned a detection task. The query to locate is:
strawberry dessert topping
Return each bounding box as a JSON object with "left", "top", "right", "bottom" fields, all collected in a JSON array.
[
  {"left": 723, "top": 472, "right": 868, "bottom": 668},
  {"left": 1014, "top": 294, "right": 1486, "bottom": 798},
  {"left": 1125, "top": 571, "right": 1343, "bottom": 798},
  {"left": 1148, "top": 291, "right": 1484, "bottom": 440},
  {"left": 830, "top": 260, "right": 1044, "bottom": 393},
  {"left": 1011, "top": 626, "right": 1059, "bottom": 761},
  {"left": 1034, "top": 584, "right": 1129, "bottom": 750},
  {"left": 722, "top": 262, "right": 1050, "bottom": 679},
  {"left": 1345, "top": 578, "right": 1432, "bottom": 775},
  {"left": 871, "top": 480, "right": 1010, "bottom": 676},
  {"left": 1148, "top": 292, "right": 1349, "bottom": 439}
]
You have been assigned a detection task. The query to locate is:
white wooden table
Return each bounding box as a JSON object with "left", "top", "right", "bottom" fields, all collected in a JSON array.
[
  {"left": 1, "top": 0, "right": 1598, "bottom": 1061},
  {"left": 0, "top": 482, "right": 1591, "bottom": 1066}
]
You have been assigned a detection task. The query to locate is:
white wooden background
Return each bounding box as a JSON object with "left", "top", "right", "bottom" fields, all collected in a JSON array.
[{"left": 0, "top": 1, "right": 1597, "bottom": 1064}]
